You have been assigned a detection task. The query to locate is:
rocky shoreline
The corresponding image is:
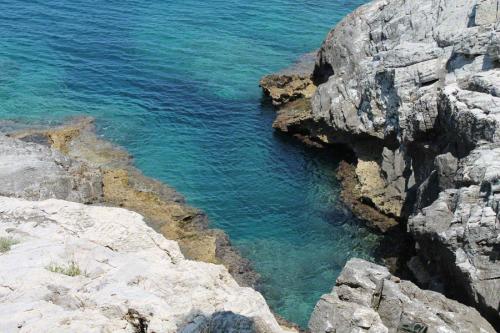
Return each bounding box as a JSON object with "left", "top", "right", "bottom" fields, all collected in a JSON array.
[
  {"left": 1, "top": 118, "right": 258, "bottom": 289},
  {"left": 261, "top": 0, "right": 500, "bottom": 330},
  {"left": 1, "top": 119, "right": 495, "bottom": 333},
  {"left": 1, "top": 0, "right": 499, "bottom": 331},
  {"left": 1, "top": 118, "right": 304, "bottom": 332},
  {"left": 0, "top": 196, "right": 282, "bottom": 332}
]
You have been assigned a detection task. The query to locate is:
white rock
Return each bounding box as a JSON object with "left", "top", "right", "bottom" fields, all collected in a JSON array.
[{"left": 0, "top": 197, "right": 283, "bottom": 333}]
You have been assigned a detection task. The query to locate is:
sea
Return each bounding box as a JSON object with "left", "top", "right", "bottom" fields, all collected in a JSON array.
[{"left": 0, "top": 0, "right": 374, "bottom": 327}]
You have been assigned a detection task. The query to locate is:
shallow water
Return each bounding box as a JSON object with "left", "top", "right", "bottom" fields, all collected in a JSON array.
[{"left": 0, "top": 0, "right": 375, "bottom": 327}]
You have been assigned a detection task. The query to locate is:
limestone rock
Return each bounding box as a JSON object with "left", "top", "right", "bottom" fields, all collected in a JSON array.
[
  {"left": 409, "top": 144, "right": 500, "bottom": 323},
  {"left": 4, "top": 120, "right": 258, "bottom": 287},
  {"left": 262, "top": 0, "right": 500, "bottom": 325},
  {"left": 0, "top": 135, "right": 103, "bottom": 203},
  {"left": 269, "top": 0, "right": 500, "bottom": 221},
  {"left": 308, "top": 259, "right": 496, "bottom": 333},
  {"left": 260, "top": 52, "right": 317, "bottom": 106},
  {"left": 0, "top": 196, "right": 283, "bottom": 333},
  {"left": 260, "top": 74, "right": 316, "bottom": 106},
  {"left": 336, "top": 161, "right": 399, "bottom": 233}
]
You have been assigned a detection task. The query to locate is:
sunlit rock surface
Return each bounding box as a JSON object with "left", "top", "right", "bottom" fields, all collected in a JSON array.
[{"left": 0, "top": 196, "right": 283, "bottom": 333}]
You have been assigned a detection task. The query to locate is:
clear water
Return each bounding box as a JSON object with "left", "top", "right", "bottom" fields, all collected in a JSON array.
[{"left": 0, "top": 0, "right": 375, "bottom": 327}]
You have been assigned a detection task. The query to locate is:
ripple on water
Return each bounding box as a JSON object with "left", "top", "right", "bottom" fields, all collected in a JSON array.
[{"left": 0, "top": 0, "right": 371, "bottom": 327}]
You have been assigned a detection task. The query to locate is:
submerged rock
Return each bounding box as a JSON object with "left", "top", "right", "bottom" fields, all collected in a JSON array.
[
  {"left": 0, "top": 196, "right": 283, "bottom": 332},
  {"left": 309, "top": 259, "right": 496, "bottom": 333}
]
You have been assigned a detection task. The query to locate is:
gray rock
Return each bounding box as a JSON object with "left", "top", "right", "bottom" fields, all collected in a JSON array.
[
  {"left": 179, "top": 312, "right": 269, "bottom": 333},
  {"left": 299, "top": 0, "right": 500, "bottom": 222},
  {"left": 272, "top": 0, "right": 500, "bottom": 325},
  {"left": 0, "top": 135, "right": 103, "bottom": 203},
  {"left": 475, "top": 0, "right": 500, "bottom": 26},
  {"left": 309, "top": 259, "right": 496, "bottom": 333},
  {"left": 438, "top": 84, "right": 500, "bottom": 154},
  {"left": 409, "top": 144, "right": 500, "bottom": 322},
  {"left": 469, "top": 70, "right": 500, "bottom": 97}
]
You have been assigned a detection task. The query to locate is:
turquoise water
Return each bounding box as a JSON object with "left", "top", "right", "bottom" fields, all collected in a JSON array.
[{"left": 0, "top": 0, "right": 375, "bottom": 327}]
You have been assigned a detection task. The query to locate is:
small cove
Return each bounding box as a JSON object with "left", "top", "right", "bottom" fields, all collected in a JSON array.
[{"left": 0, "top": 0, "right": 374, "bottom": 326}]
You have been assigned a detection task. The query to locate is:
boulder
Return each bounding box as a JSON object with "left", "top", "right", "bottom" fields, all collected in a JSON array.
[{"left": 309, "top": 259, "right": 496, "bottom": 333}]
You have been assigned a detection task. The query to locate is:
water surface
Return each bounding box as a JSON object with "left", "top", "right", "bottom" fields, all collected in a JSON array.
[{"left": 0, "top": 0, "right": 374, "bottom": 327}]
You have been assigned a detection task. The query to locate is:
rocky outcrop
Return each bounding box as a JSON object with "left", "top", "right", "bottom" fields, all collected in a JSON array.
[
  {"left": 0, "top": 119, "right": 258, "bottom": 287},
  {"left": 0, "top": 130, "right": 103, "bottom": 203},
  {"left": 260, "top": 52, "right": 317, "bottom": 106},
  {"left": 409, "top": 143, "right": 500, "bottom": 325},
  {"left": 336, "top": 162, "right": 399, "bottom": 233},
  {"left": 262, "top": 0, "right": 500, "bottom": 325},
  {"left": 308, "top": 259, "right": 496, "bottom": 333},
  {"left": 0, "top": 196, "right": 283, "bottom": 332},
  {"left": 269, "top": 0, "right": 500, "bottom": 218},
  {"left": 260, "top": 74, "right": 316, "bottom": 106},
  {"left": 307, "top": 0, "right": 499, "bottom": 223}
]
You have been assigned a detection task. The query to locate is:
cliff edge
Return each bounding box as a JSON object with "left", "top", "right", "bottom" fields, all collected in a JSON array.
[
  {"left": 0, "top": 196, "right": 282, "bottom": 332},
  {"left": 0, "top": 120, "right": 292, "bottom": 332}
]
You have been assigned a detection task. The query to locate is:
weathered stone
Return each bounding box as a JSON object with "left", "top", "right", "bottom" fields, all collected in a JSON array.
[
  {"left": 309, "top": 259, "right": 496, "bottom": 333},
  {"left": 0, "top": 196, "right": 283, "bottom": 333},
  {"left": 269, "top": 0, "right": 500, "bottom": 221},
  {"left": 410, "top": 146, "right": 500, "bottom": 323},
  {"left": 272, "top": 98, "right": 313, "bottom": 133},
  {"left": 336, "top": 161, "right": 399, "bottom": 233},
  {"left": 5, "top": 119, "right": 258, "bottom": 288},
  {"left": 260, "top": 74, "right": 316, "bottom": 106},
  {"left": 260, "top": 52, "right": 317, "bottom": 106},
  {"left": 474, "top": 0, "right": 500, "bottom": 26},
  {"left": 262, "top": 0, "right": 500, "bottom": 326},
  {"left": 0, "top": 134, "right": 103, "bottom": 203}
]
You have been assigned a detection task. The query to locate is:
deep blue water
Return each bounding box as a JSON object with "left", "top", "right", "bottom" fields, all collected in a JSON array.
[{"left": 0, "top": 0, "right": 375, "bottom": 327}]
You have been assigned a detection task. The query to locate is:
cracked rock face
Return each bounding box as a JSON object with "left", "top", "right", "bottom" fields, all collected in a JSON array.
[
  {"left": 268, "top": 0, "right": 499, "bottom": 325},
  {"left": 410, "top": 143, "right": 500, "bottom": 325},
  {"left": 308, "top": 259, "right": 496, "bottom": 333},
  {"left": 0, "top": 135, "right": 103, "bottom": 203},
  {"left": 0, "top": 196, "right": 283, "bottom": 333},
  {"left": 308, "top": 0, "right": 500, "bottom": 221}
]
